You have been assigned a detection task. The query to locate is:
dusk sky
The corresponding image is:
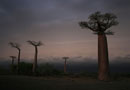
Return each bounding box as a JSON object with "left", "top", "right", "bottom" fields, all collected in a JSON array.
[{"left": 0, "top": 0, "right": 130, "bottom": 60}]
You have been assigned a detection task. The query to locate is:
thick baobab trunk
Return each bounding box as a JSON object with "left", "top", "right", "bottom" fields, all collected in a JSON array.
[
  {"left": 64, "top": 59, "right": 67, "bottom": 73},
  {"left": 33, "top": 46, "right": 38, "bottom": 74},
  {"left": 17, "top": 49, "right": 20, "bottom": 74},
  {"left": 98, "top": 34, "right": 110, "bottom": 81}
]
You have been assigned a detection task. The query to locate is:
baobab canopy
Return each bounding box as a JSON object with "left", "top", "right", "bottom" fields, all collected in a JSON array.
[
  {"left": 9, "top": 42, "right": 21, "bottom": 50},
  {"left": 27, "top": 41, "right": 43, "bottom": 46},
  {"left": 79, "top": 11, "right": 119, "bottom": 35}
]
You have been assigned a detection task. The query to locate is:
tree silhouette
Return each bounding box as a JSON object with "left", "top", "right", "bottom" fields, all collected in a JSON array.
[
  {"left": 10, "top": 56, "right": 16, "bottom": 72},
  {"left": 79, "top": 11, "right": 118, "bottom": 81},
  {"left": 9, "top": 42, "right": 21, "bottom": 74},
  {"left": 27, "top": 40, "right": 43, "bottom": 75},
  {"left": 62, "top": 57, "right": 69, "bottom": 73},
  {"left": 10, "top": 56, "right": 16, "bottom": 65}
]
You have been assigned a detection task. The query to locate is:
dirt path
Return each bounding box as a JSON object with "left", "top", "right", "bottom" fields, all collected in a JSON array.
[{"left": 0, "top": 75, "right": 130, "bottom": 90}]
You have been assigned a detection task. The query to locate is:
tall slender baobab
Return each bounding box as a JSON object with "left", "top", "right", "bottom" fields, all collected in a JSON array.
[
  {"left": 9, "top": 42, "right": 21, "bottom": 74},
  {"left": 62, "top": 57, "right": 69, "bottom": 73},
  {"left": 27, "top": 40, "right": 43, "bottom": 75},
  {"left": 10, "top": 56, "right": 16, "bottom": 72},
  {"left": 79, "top": 11, "right": 118, "bottom": 81}
]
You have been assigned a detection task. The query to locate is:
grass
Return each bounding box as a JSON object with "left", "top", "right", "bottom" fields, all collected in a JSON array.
[{"left": 0, "top": 75, "right": 130, "bottom": 90}]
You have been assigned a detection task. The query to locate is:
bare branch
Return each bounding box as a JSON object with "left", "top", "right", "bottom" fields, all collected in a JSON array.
[
  {"left": 9, "top": 42, "right": 20, "bottom": 50},
  {"left": 27, "top": 40, "right": 43, "bottom": 46},
  {"left": 79, "top": 22, "right": 98, "bottom": 32},
  {"left": 105, "top": 30, "right": 114, "bottom": 35}
]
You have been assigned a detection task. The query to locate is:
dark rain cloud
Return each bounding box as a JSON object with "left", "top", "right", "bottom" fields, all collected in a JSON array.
[
  {"left": 0, "top": 0, "right": 129, "bottom": 31},
  {"left": 103, "top": 0, "right": 130, "bottom": 9},
  {"left": 0, "top": 0, "right": 130, "bottom": 58},
  {"left": 0, "top": 0, "right": 105, "bottom": 42},
  {"left": 0, "top": 0, "right": 104, "bottom": 30}
]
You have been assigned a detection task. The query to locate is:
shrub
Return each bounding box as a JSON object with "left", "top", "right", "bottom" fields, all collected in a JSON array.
[
  {"left": 19, "top": 62, "right": 33, "bottom": 75},
  {"left": 37, "top": 63, "right": 62, "bottom": 76}
]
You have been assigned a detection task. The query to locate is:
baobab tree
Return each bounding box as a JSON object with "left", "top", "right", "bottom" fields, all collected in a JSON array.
[
  {"left": 9, "top": 42, "right": 21, "bottom": 74},
  {"left": 79, "top": 11, "right": 118, "bottom": 81},
  {"left": 27, "top": 40, "right": 43, "bottom": 75},
  {"left": 10, "top": 56, "right": 16, "bottom": 66},
  {"left": 62, "top": 57, "right": 69, "bottom": 73},
  {"left": 10, "top": 56, "right": 16, "bottom": 72}
]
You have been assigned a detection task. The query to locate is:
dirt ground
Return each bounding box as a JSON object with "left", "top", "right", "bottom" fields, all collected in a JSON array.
[{"left": 0, "top": 75, "right": 130, "bottom": 90}]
